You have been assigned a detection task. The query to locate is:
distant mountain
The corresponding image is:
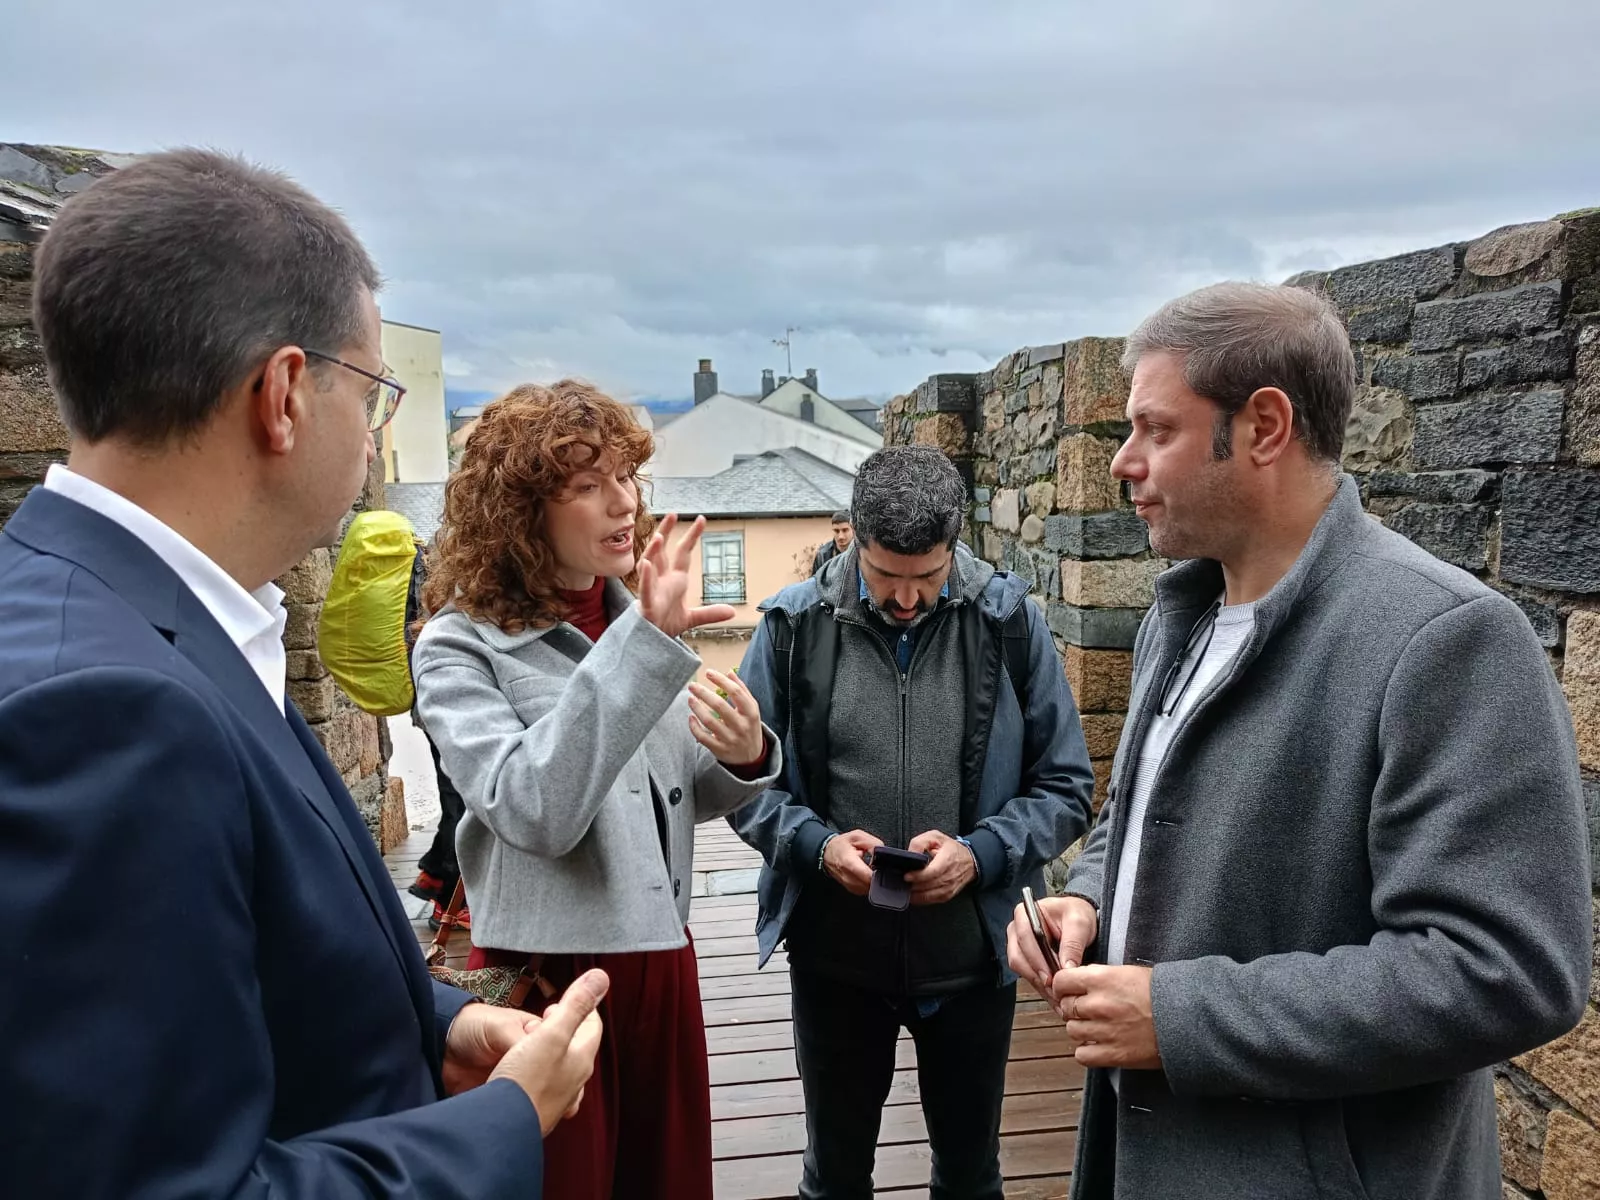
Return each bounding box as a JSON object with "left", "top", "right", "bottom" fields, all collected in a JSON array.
[{"left": 636, "top": 397, "right": 693, "bottom": 414}]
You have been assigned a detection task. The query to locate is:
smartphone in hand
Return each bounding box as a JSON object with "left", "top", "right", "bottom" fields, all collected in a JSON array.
[{"left": 1021, "top": 886, "right": 1062, "bottom": 975}]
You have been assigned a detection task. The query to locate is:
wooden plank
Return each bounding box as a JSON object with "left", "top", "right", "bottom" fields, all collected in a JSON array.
[
  {"left": 712, "top": 1131, "right": 1072, "bottom": 1200},
  {"left": 713, "top": 1090, "right": 1080, "bottom": 1160},
  {"left": 694, "top": 934, "right": 761, "bottom": 959},
  {"left": 690, "top": 917, "right": 761, "bottom": 941},
  {"left": 697, "top": 954, "right": 787, "bottom": 980},
  {"left": 709, "top": 1029, "right": 1076, "bottom": 1087},
  {"left": 711, "top": 1057, "right": 1083, "bottom": 1121},
  {"left": 698, "top": 971, "right": 794, "bottom": 1001},
  {"left": 704, "top": 1019, "right": 1071, "bottom": 1062}
]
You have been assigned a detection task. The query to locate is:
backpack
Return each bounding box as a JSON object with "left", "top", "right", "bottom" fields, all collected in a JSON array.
[{"left": 317, "top": 510, "right": 429, "bottom": 716}]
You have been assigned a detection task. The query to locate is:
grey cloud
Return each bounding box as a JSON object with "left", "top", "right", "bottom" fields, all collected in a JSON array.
[{"left": 5, "top": 0, "right": 1599, "bottom": 401}]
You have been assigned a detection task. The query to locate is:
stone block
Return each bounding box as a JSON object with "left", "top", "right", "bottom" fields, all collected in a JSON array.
[
  {"left": 1027, "top": 343, "right": 1065, "bottom": 367},
  {"left": 1004, "top": 389, "right": 1027, "bottom": 415},
  {"left": 1029, "top": 445, "right": 1057, "bottom": 480},
  {"left": 1585, "top": 780, "right": 1600, "bottom": 903},
  {"left": 981, "top": 528, "right": 1005, "bottom": 565},
  {"left": 1062, "top": 337, "right": 1129, "bottom": 427},
  {"left": 1056, "top": 434, "right": 1121, "bottom": 513},
  {"left": 360, "top": 714, "right": 382, "bottom": 776},
  {"left": 380, "top": 776, "right": 408, "bottom": 854},
  {"left": 1369, "top": 352, "right": 1461, "bottom": 402},
  {"left": 284, "top": 649, "right": 328, "bottom": 681},
  {"left": 288, "top": 676, "right": 336, "bottom": 723},
  {"left": 1035, "top": 553, "right": 1059, "bottom": 604},
  {"left": 1080, "top": 713, "right": 1126, "bottom": 760},
  {"left": 1346, "top": 302, "right": 1411, "bottom": 344},
  {"left": 1006, "top": 543, "right": 1038, "bottom": 591},
  {"left": 1063, "top": 644, "right": 1135, "bottom": 712},
  {"left": 915, "top": 374, "right": 976, "bottom": 414},
  {"left": 1090, "top": 761, "right": 1113, "bottom": 813},
  {"left": 1020, "top": 514, "right": 1045, "bottom": 545},
  {"left": 1501, "top": 471, "right": 1600, "bottom": 594},
  {"left": 973, "top": 506, "right": 991, "bottom": 524},
  {"left": 1025, "top": 481, "right": 1055, "bottom": 519},
  {"left": 1383, "top": 503, "right": 1493, "bottom": 571},
  {"left": 313, "top": 707, "right": 366, "bottom": 776},
  {"left": 1495, "top": 1072, "right": 1548, "bottom": 1193},
  {"left": 982, "top": 393, "right": 1006, "bottom": 433},
  {"left": 1413, "top": 389, "right": 1565, "bottom": 469},
  {"left": 347, "top": 773, "right": 384, "bottom": 842},
  {"left": 1061, "top": 557, "right": 1165, "bottom": 608},
  {"left": 1342, "top": 387, "right": 1413, "bottom": 471},
  {"left": 0, "top": 324, "right": 45, "bottom": 372},
  {"left": 1465, "top": 220, "right": 1566, "bottom": 279},
  {"left": 1572, "top": 322, "right": 1600, "bottom": 466},
  {"left": 1028, "top": 408, "right": 1057, "bottom": 445},
  {"left": 974, "top": 486, "right": 992, "bottom": 503},
  {"left": 1044, "top": 510, "right": 1150, "bottom": 559},
  {"left": 1564, "top": 611, "right": 1600, "bottom": 774},
  {"left": 1411, "top": 281, "right": 1564, "bottom": 353},
  {"left": 1040, "top": 362, "right": 1064, "bottom": 411},
  {"left": 1294, "top": 245, "right": 1458, "bottom": 313},
  {"left": 282, "top": 602, "right": 323, "bottom": 651},
  {"left": 1361, "top": 469, "right": 1497, "bottom": 504},
  {"left": 992, "top": 488, "right": 1021, "bottom": 533},
  {"left": 1516, "top": 1001, "right": 1600, "bottom": 1125},
  {"left": 1542, "top": 1109, "right": 1600, "bottom": 1200},
  {"left": 1462, "top": 330, "right": 1576, "bottom": 391},
  {"left": 913, "top": 411, "right": 971, "bottom": 458},
  {"left": 0, "top": 369, "right": 70, "bottom": 452},
  {"left": 1506, "top": 594, "right": 1561, "bottom": 648},
  {"left": 0, "top": 276, "right": 32, "bottom": 327},
  {"left": 277, "top": 547, "right": 333, "bottom": 606},
  {"left": 1047, "top": 602, "right": 1144, "bottom": 650}
]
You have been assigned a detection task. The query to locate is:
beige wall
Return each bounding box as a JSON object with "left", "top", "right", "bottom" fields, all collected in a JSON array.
[
  {"left": 379, "top": 320, "right": 448, "bottom": 484},
  {"left": 680, "top": 514, "right": 833, "bottom": 682}
]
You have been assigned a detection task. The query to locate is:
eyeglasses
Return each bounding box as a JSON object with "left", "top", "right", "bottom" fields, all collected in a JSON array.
[
  {"left": 303, "top": 349, "right": 406, "bottom": 432},
  {"left": 1156, "top": 599, "right": 1221, "bottom": 717}
]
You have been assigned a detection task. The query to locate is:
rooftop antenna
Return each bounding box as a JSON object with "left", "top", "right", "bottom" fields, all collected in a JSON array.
[{"left": 772, "top": 327, "right": 797, "bottom": 377}]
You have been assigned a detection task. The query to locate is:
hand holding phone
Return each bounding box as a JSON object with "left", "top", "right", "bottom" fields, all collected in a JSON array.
[
  {"left": 1021, "top": 886, "right": 1062, "bottom": 975},
  {"left": 865, "top": 845, "right": 933, "bottom": 911}
]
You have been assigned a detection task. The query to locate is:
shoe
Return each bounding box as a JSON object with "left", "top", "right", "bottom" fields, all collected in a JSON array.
[
  {"left": 408, "top": 871, "right": 446, "bottom": 902},
  {"left": 429, "top": 900, "right": 471, "bottom": 933}
]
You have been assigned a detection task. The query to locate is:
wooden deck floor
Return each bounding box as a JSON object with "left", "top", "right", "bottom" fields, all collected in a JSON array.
[{"left": 385, "top": 819, "right": 1080, "bottom": 1197}]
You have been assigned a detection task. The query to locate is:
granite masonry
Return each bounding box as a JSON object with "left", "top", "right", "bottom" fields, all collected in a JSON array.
[
  {"left": 883, "top": 208, "right": 1600, "bottom": 1200},
  {"left": 0, "top": 144, "right": 405, "bottom": 852}
]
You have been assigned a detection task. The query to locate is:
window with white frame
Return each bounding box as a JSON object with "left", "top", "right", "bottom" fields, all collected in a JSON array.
[{"left": 701, "top": 531, "right": 746, "bottom": 605}]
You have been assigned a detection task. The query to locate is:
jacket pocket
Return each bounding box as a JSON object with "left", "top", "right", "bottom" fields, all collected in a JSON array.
[{"left": 1299, "top": 1100, "right": 1372, "bottom": 1200}]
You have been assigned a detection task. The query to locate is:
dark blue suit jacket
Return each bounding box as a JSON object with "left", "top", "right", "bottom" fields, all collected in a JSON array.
[{"left": 0, "top": 488, "right": 543, "bottom": 1198}]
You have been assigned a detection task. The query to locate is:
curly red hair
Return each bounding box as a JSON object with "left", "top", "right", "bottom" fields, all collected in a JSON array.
[{"left": 422, "top": 380, "right": 656, "bottom": 633}]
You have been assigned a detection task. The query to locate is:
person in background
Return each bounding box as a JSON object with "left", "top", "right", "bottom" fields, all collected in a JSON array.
[
  {"left": 1009, "top": 282, "right": 1593, "bottom": 1200},
  {"left": 0, "top": 148, "right": 604, "bottom": 1200},
  {"left": 733, "top": 445, "right": 1096, "bottom": 1199},
  {"left": 812, "top": 509, "right": 853, "bottom": 574},
  {"left": 413, "top": 381, "right": 783, "bottom": 1200}
]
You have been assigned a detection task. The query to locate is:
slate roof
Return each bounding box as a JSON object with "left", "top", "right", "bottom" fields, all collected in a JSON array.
[
  {"left": 649, "top": 448, "right": 854, "bottom": 518},
  {"left": 385, "top": 482, "right": 447, "bottom": 543}
]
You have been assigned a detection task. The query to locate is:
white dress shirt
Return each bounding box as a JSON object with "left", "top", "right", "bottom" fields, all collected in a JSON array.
[{"left": 43, "top": 465, "right": 290, "bottom": 713}]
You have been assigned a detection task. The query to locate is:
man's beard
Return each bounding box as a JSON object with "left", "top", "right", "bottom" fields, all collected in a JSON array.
[{"left": 866, "top": 594, "right": 933, "bottom": 629}]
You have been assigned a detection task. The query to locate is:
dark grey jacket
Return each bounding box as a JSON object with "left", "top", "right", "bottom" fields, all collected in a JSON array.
[
  {"left": 1065, "top": 476, "right": 1593, "bottom": 1200},
  {"left": 732, "top": 543, "right": 1096, "bottom": 988}
]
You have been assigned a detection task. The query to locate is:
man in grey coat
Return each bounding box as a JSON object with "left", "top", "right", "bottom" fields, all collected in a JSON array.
[
  {"left": 1008, "top": 281, "right": 1594, "bottom": 1200},
  {"left": 734, "top": 446, "right": 1096, "bottom": 1200}
]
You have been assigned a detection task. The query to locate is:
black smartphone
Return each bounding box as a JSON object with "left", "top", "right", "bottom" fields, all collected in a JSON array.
[
  {"left": 868, "top": 846, "right": 932, "bottom": 874},
  {"left": 1021, "top": 886, "right": 1062, "bottom": 974}
]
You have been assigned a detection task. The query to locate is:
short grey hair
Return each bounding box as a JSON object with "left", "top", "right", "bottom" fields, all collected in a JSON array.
[
  {"left": 33, "top": 148, "right": 381, "bottom": 445},
  {"left": 851, "top": 445, "right": 966, "bottom": 555},
  {"left": 1123, "top": 282, "right": 1356, "bottom": 463}
]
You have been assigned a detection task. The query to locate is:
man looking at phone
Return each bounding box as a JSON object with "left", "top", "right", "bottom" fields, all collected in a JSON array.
[
  {"left": 731, "top": 445, "right": 1096, "bottom": 1199},
  {"left": 1007, "top": 282, "right": 1592, "bottom": 1199}
]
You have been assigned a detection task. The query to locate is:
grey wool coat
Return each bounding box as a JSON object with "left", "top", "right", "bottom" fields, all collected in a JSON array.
[
  {"left": 1064, "top": 476, "right": 1593, "bottom": 1200},
  {"left": 412, "top": 580, "right": 781, "bottom": 954}
]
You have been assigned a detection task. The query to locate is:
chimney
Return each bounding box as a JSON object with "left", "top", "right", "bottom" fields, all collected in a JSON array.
[
  {"left": 693, "top": 358, "right": 718, "bottom": 406},
  {"left": 800, "top": 396, "right": 815, "bottom": 423},
  {"left": 803, "top": 367, "right": 818, "bottom": 393},
  {"left": 761, "top": 368, "right": 776, "bottom": 398}
]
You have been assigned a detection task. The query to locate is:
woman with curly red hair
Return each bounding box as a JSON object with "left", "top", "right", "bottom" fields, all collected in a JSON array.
[{"left": 412, "top": 380, "right": 780, "bottom": 1199}]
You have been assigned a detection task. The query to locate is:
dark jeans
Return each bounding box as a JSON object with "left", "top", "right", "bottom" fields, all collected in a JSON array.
[
  {"left": 416, "top": 738, "right": 464, "bottom": 891},
  {"left": 791, "top": 968, "right": 1015, "bottom": 1200}
]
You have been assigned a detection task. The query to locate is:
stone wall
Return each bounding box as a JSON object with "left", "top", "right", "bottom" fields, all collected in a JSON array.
[
  {"left": 0, "top": 144, "right": 405, "bottom": 854},
  {"left": 884, "top": 208, "right": 1600, "bottom": 1199}
]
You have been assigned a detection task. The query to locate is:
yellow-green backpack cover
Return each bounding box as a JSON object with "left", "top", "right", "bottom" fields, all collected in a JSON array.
[{"left": 317, "top": 510, "right": 424, "bottom": 716}]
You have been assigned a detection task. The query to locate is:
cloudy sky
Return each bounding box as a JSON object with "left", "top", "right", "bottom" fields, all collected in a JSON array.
[{"left": 7, "top": 0, "right": 1599, "bottom": 406}]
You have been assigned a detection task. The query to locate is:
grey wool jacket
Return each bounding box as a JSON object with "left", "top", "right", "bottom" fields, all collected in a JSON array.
[
  {"left": 1064, "top": 475, "right": 1593, "bottom": 1200},
  {"left": 411, "top": 580, "right": 781, "bottom": 954}
]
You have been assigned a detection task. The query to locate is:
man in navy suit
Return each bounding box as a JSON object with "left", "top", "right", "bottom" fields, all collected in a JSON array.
[{"left": 0, "top": 149, "right": 607, "bottom": 1198}]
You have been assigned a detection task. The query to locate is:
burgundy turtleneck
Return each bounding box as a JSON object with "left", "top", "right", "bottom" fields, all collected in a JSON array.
[{"left": 559, "top": 577, "right": 609, "bottom": 643}]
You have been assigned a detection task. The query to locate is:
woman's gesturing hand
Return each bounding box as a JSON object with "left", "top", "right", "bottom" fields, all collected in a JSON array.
[
  {"left": 637, "top": 514, "right": 736, "bottom": 639},
  {"left": 688, "top": 669, "right": 767, "bottom": 766}
]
